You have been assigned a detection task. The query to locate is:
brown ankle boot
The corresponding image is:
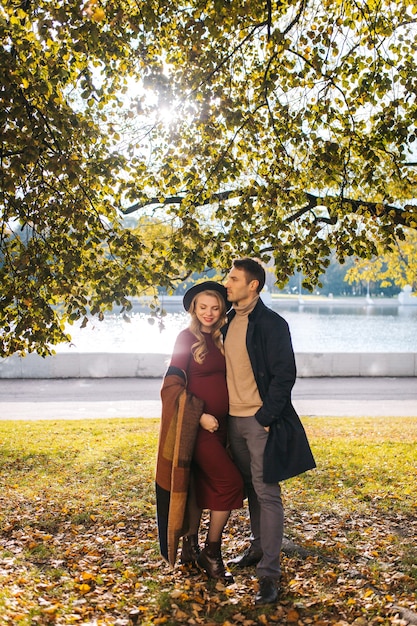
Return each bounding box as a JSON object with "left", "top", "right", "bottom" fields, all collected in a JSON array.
[
  {"left": 180, "top": 534, "right": 201, "bottom": 565},
  {"left": 197, "top": 541, "right": 234, "bottom": 584}
]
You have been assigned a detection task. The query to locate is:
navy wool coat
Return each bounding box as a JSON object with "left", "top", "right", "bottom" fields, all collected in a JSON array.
[{"left": 225, "top": 298, "right": 316, "bottom": 483}]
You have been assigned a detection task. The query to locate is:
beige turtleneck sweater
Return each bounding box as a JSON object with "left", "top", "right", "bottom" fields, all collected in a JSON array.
[{"left": 224, "top": 297, "right": 263, "bottom": 417}]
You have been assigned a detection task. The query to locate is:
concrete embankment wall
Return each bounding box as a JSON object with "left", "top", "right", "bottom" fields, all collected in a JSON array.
[{"left": 0, "top": 351, "right": 416, "bottom": 378}]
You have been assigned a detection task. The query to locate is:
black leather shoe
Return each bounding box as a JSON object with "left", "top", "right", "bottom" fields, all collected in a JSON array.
[
  {"left": 227, "top": 546, "right": 263, "bottom": 568},
  {"left": 255, "top": 576, "right": 279, "bottom": 605}
]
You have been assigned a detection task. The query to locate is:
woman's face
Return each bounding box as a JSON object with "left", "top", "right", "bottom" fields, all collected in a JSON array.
[{"left": 194, "top": 293, "right": 223, "bottom": 332}]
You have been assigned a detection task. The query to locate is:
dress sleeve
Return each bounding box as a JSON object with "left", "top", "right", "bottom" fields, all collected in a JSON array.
[{"left": 169, "top": 330, "right": 193, "bottom": 374}]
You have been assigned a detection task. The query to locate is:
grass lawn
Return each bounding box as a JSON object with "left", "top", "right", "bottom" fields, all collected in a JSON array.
[{"left": 0, "top": 416, "right": 415, "bottom": 625}]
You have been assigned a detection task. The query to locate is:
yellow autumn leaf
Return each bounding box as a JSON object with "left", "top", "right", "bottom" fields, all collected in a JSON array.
[
  {"left": 42, "top": 606, "right": 59, "bottom": 615},
  {"left": 92, "top": 7, "right": 105, "bottom": 21},
  {"left": 286, "top": 608, "right": 300, "bottom": 623}
]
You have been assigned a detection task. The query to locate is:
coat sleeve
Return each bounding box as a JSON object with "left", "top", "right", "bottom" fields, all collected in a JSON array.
[{"left": 253, "top": 315, "right": 297, "bottom": 428}]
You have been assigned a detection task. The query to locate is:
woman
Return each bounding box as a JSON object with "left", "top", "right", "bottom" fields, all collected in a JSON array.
[{"left": 156, "top": 281, "right": 244, "bottom": 583}]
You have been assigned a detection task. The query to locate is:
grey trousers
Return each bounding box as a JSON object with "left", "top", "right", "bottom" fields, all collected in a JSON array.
[{"left": 228, "top": 415, "right": 283, "bottom": 579}]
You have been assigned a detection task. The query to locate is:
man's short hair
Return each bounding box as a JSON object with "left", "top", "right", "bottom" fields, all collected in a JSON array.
[{"left": 233, "top": 258, "right": 266, "bottom": 293}]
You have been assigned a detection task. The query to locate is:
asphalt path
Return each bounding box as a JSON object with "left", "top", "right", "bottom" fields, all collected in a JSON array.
[{"left": 0, "top": 377, "right": 416, "bottom": 420}]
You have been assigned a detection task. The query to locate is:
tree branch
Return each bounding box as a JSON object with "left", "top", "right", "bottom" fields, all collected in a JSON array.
[
  {"left": 190, "top": 21, "right": 269, "bottom": 96},
  {"left": 124, "top": 188, "right": 414, "bottom": 228}
]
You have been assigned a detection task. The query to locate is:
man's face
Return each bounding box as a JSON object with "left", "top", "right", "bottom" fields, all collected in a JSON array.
[{"left": 225, "top": 267, "right": 257, "bottom": 306}]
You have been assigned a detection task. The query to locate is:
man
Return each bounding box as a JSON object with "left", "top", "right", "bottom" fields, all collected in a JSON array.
[{"left": 223, "top": 258, "right": 316, "bottom": 605}]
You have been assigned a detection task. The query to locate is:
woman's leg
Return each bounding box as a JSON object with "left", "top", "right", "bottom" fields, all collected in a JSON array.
[
  {"left": 198, "top": 509, "right": 234, "bottom": 583},
  {"left": 186, "top": 475, "right": 203, "bottom": 535},
  {"left": 206, "top": 510, "right": 230, "bottom": 542},
  {"left": 181, "top": 474, "right": 202, "bottom": 564}
]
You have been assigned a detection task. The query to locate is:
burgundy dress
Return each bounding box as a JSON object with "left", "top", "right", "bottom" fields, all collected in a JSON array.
[{"left": 169, "top": 328, "right": 244, "bottom": 510}]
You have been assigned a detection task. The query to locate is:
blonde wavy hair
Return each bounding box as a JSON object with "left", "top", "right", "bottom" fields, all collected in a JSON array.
[{"left": 188, "top": 290, "right": 227, "bottom": 364}]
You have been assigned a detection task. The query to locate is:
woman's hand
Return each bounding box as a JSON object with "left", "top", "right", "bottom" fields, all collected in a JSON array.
[{"left": 199, "top": 413, "right": 219, "bottom": 433}]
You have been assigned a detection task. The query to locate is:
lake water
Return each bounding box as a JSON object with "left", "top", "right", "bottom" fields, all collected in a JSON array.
[{"left": 56, "top": 298, "right": 417, "bottom": 354}]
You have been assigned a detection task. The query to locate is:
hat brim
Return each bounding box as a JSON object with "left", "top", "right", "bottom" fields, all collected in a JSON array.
[{"left": 183, "top": 281, "right": 231, "bottom": 312}]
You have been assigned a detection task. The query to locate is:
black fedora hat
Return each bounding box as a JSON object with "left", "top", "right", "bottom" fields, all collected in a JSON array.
[{"left": 183, "top": 281, "right": 231, "bottom": 312}]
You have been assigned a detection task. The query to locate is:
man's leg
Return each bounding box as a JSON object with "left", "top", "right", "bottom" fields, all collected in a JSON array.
[
  {"left": 228, "top": 416, "right": 261, "bottom": 553},
  {"left": 238, "top": 416, "right": 283, "bottom": 580}
]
